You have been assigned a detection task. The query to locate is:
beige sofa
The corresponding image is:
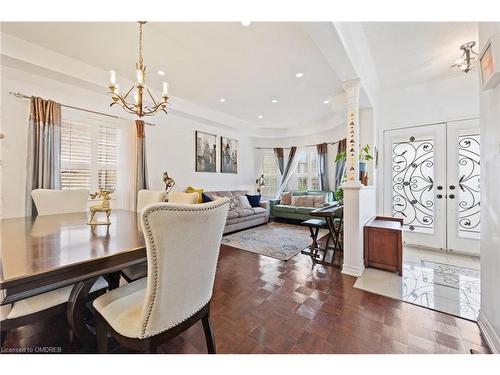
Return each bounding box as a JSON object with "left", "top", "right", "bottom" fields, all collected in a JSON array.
[{"left": 204, "top": 190, "right": 269, "bottom": 234}]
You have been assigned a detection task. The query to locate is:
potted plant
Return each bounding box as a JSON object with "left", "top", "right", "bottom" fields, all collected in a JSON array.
[{"left": 335, "top": 144, "right": 374, "bottom": 186}]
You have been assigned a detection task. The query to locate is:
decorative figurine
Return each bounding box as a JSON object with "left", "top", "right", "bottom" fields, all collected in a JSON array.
[
  {"left": 256, "top": 174, "right": 265, "bottom": 194},
  {"left": 88, "top": 190, "right": 112, "bottom": 225},
  {"left": 162, "top": 171, "right": 176, "bottom": 194}
]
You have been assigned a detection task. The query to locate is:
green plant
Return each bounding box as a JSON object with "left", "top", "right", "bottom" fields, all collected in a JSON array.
[
  {"left": 335, "top": 144, "right": 374, "bottom": 162},
  {"left": 334, "top": 187, "right": 343, "bottom": 202}
]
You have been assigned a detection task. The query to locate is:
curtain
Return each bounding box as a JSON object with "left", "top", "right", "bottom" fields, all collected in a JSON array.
[
  {"left": 273, "top": 147, "right": 284, "bottom": 175},
  {"left": 335, "top": 138, "right": 347, "bottom": 189},
  {"left": 134, "top": 120, "right": 149, "bottom": 210},
  {"left": 276, "top": 146, "right": 304, "bottom": 198},
  {"left": 25, "top": 97, "right": 62, "bottom": 216},
  {"left": 316, "top": 143, "right": 329, "bottom": 191}
]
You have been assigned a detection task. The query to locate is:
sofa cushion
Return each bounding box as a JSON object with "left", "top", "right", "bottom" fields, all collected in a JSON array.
[
  {"left": 291, "top": 196, "right": 316, "bottom": 207},
  {"left": 237, "top": 195, "right": 252, "bottom": 209},
  {"left": 280, "top": 191, "right": 292, "bottom": 205},
  {"left": 202, "top": 193, "right": 212, "bottom": 203},
  {"left": 235, "top": 208, "right": 254, "bottom": 217},
  {"left": 245, "top": 194, "right": 261, "bottom": 208},
  {"left": 227, "top": 210, "right": 239, "bottom": 219},
  {"left": 185, "top": 186, "right": 204, "bottom": 203},
  {"left": 226, "top": 212, "right": 266, "bottom": 225},
  {"left": 273, "top": 204, "right": 296, "bottom": 213},
  {"left": 251, "top": 207, "right": 266, "bottom": 215},
  {"left": 228, "top": 196, "right": 241, "bottom": 211},
  {"left": 296, "top": 206, "right": 316, "bottom": 214},
  {"left": 313, "top": 194, "right": 328, "bottom": 207}
]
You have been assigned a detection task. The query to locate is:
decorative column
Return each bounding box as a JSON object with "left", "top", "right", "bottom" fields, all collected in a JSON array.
[{"left": 341, "top": 79, "right": 375, "bottom": 277}]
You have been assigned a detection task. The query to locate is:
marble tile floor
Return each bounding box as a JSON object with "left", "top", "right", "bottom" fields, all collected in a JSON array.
[{"left": 354, "top": 247, "right": 480, "bottom": 321}]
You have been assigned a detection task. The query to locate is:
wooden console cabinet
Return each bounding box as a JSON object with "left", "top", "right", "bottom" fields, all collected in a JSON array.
[{"left": 363, "top": 216, "right": 403, "bottom": 276}]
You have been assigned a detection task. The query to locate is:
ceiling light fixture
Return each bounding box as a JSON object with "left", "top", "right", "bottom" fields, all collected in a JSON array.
[
  {"left": 241, "top": 21, "right": 251, "bottom": 27},
  {"left": 258, "top": 115, "right": 263, "bottom": 119},
  {"left": 219, "top": 98, "right": 226, "bottom": 103},
  {"left": 295, "top": 72, "right": 304, "bottom": 78},
  {"left": 323, "top": 100, "right": 329, "bottom": 104},
  {"left": 271, "top": 99, "right": 278, "bottom": 103},
  {"left": 108, "top": 21, "right": 169, "bottom": 118},
  {"left": 157, "top": 70, "right": 165, "bottom": 76},
  {"left": 451, "top": 41, "right": 478, "bottom": 73}
]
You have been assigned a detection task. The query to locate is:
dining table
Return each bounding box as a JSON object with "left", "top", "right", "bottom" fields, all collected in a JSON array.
[{"left": 0, "top": 210, "right": 147, "bottom": 345}]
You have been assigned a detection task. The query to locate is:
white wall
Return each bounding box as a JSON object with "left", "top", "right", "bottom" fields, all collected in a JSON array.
[
  {"left": 478, "top": 23, "right": 500, "bottom": 353},
  {"left": 0, "top": 65, "right": 255, "bottom": 218},
  {"left": 375, "top": 75, "right": 480, "bottom": 212}
]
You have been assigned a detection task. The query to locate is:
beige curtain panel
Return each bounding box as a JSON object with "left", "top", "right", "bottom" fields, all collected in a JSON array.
[
  {"left": 316, "top": 142, "right": 329, "bottom": 191},
  {"left": 25, "top": 96, "right": 62, "bottom": 216}
]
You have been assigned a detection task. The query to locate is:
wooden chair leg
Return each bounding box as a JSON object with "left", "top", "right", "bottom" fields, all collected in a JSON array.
[
  {"left": 201, "top": 312, "right": 216, "bottom": 354},
  {"left": 95, "top": 314, "right": 108, "bottom": 353}
]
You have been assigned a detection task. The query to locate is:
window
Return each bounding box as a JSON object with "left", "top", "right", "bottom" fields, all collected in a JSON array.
[
  {"left": 289, "top": 147, "right": 320, "bottom": 191},
  {"left": 259, "top": 149, "right": 280, "bottom": 198},
  {"left": 61, "top": 120, "right": 121, "bottom": 193}
]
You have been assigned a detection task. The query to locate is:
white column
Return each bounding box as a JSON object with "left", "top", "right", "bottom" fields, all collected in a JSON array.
[{"left": 341, "top": 79, "right": 375, "bottom": 277}]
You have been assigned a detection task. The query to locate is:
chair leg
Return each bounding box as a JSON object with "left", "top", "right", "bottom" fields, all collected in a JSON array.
[
  {"left": 95, "top": 314, "right": 108, "bottom": 353},
  {"left": 201, "top": 312, "right": 216, "bottom": 354}
]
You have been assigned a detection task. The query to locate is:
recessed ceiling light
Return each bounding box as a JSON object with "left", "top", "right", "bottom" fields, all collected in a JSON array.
[
  {"left": 219, "top": 98, "right": 226, "bottom": 103},
  {"left": 323, "top": 100, "right": 329, "bottom": 104},
  {"left": 271, "top": 99, "right": 278, "bottom": 103},
  {"left": 295, "top": 72, "right": 304, "bottom": 78},
  {"left": 257, "top": 115, "right": 263, "bottom": 119},
  {"left": 157, "top": 70, "right": 165, "bottom": 76},
  {"left": 241, "top": 21, "right": 251, "bottom": 27}
]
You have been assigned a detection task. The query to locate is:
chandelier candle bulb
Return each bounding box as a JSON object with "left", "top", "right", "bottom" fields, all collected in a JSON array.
[
  {"left": 110, "top": 70, "right": 116, "bottom": 85},
  {"left": 162, "top": 82, "right": 169, "bottom": 96},
  {"left": 136, "top": 69, "right": 144, "bottom": 86}
]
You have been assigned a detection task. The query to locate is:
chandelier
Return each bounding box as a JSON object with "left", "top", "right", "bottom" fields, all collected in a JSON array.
[
  {"left": 108, "top": 21, "right": 169, "bottom": 117},
  {"left": 451, "top": 41, "right": 478, "bottom": 73}
]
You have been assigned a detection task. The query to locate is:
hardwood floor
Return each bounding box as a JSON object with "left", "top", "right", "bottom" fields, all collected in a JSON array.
[{"left": 1, "top": 244, "right": 491, "bottom": 354}]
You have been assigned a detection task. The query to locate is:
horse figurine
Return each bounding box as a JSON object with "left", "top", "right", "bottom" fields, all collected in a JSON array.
[{"left": 88, "top": 190, "right": 112, "bottom": 225}]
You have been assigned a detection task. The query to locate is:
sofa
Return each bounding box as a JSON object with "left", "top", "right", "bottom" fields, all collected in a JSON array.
[
  {"left": 204, "top": 190, "right": 270, "bottom": 234},
  {"left": 270, "top": 190, "right": 338, "bottom": 221}
]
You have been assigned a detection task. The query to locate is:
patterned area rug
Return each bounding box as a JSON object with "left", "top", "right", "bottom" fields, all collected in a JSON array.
[{"left": 221, "top": 222, "right": 327, "bottom": 261}]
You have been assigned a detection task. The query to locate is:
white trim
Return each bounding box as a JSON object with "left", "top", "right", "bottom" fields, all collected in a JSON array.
[
  {"left": 341, "top": 264, "right": 365, "bottom": 277},
  {"left": 477, "top": 311, "right": 500, "bottom": 354}
]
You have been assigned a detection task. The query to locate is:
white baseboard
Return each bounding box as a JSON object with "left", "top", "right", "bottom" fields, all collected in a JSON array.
[
  {"left": 341, "top": 264, "right": 365, "bottom": 277},
  {"left": 477, "top": 310, "right": 500, "bottom": 354}
]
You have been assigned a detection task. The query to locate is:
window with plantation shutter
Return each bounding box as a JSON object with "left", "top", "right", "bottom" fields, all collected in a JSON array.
[{"left": 61, "top": 120, "right": 122, "bottom": 194}]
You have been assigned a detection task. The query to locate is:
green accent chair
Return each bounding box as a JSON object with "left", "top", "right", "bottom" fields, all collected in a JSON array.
[{"left": 269, "top": 190, "right": 338, "bottom": 222}]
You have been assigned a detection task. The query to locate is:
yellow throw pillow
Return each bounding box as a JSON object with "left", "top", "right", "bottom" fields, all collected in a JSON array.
[{"left": 185, "top": 186, "right": 204, "bottom": 203}]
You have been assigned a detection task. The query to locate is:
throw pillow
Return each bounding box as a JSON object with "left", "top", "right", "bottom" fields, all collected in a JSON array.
[
  {"left": 185, "top": 186, "right": 204, "bottom": 203},
  {"left": 228, "top": 196, "right": 240, "bottom": 211},
  {"left": 313, "top": 194, "right": 328, "bottom": 207},
  {"left": 291, "top": 195, "right": 316, "bottom": 207},
  {"left": 237, "top": 195, "right": 252, "bottom": 209},
  {"left": 245, "top": 194, "right": 261, "bottom": 208},
  {"left": 280, "top": 191, "right": 292, "bottom": 205},
  {"left": 202, "top": 192, "right": 212, "bottom": 203}
]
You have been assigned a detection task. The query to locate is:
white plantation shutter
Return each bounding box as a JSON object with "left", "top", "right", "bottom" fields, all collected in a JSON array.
[
  {"left": 61, "top": 120, "right": 122, "bottom": 194},
  {"left": 61, "top": 121, "right": 92, "bottom": 190}
]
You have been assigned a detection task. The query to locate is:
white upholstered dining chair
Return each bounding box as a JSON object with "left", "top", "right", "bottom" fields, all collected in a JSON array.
[
  {"left": 93, "top": 198, "right": 229, "bottom": 353},
  {"left": 1, "top": 189, "right": 108, "bottom": 346},
  {"left": 136, "top": 190, "right": 166, "bottom": 212},
  {"left": 168, "top": 191, "right": 199, "bottom": 204}
]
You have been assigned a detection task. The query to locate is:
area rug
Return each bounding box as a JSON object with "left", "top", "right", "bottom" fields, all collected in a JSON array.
[{"left": 221, "top": 222, "right": 327, "bottom": 261}]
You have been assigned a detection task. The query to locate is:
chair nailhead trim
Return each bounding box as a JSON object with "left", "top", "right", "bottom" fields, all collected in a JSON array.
[{"left": 140, "top": 200, "right": 228, "bottom": 338}]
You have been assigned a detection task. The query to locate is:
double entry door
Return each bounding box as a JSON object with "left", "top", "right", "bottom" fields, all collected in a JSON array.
[{"left": 384, "top": 119, "right": 480, "bottom": 255}]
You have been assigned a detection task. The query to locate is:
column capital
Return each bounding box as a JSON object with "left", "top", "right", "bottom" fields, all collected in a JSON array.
[{"left": 342, "top": 78, "right": 361, "bottom": 91}]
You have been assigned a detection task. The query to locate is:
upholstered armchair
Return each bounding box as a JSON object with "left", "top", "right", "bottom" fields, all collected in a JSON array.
[
  {"left": 93, "top": 199, "right": 229, "bottom": 353},
  {"left": 137, "top": 190, "right": 166, "bottom": 212},
  {"left": 1, "top": 189, "right": 108, "bottom": 345}
]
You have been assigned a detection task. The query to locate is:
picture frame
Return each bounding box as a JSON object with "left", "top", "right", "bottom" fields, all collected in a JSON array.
[
  {"left": 220, "top": 136, "right": 238, "bottom": 174},
  {"left": 479, "top": 34, "right": 500, "bottom": 91},
  {"left": 195, "top": 131, "right": 217, "bottom": 172}
]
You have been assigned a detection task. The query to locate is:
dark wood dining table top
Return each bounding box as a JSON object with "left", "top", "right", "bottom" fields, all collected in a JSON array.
[
  {"left": 0, "top": 210, "right": 146, "bottom": 303},
  {"left": 310, "top": 203, "right": 343, "bottom": 218}
]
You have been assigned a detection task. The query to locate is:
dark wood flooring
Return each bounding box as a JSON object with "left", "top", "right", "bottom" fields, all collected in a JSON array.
[{"left": 1, "top": 244, "right": 491, "bottom": 354}]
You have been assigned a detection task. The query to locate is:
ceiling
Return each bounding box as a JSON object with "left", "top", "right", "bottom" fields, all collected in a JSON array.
[
  {"left": 1, "top": 22, "right": 344, "bottom": 130},
  {"left": 361, "top": 22, "right": 478, "bottom": 92}
]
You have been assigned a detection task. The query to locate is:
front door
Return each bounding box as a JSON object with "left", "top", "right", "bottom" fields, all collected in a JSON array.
[{"left": 383, "top": 120, "right": 480, "bottom": 255}]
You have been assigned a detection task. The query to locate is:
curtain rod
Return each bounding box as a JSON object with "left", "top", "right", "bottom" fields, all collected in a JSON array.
[
  {"left": 255, "top": 140, "right": 340, "bottom": 150},
  {"left": 8, "top": 91, "right": 156, "bottom": 127}
]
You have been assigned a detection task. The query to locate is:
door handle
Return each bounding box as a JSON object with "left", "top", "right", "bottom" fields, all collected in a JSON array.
[{"left": 449, "top": 194, "right": 455, "bottom": 199}]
